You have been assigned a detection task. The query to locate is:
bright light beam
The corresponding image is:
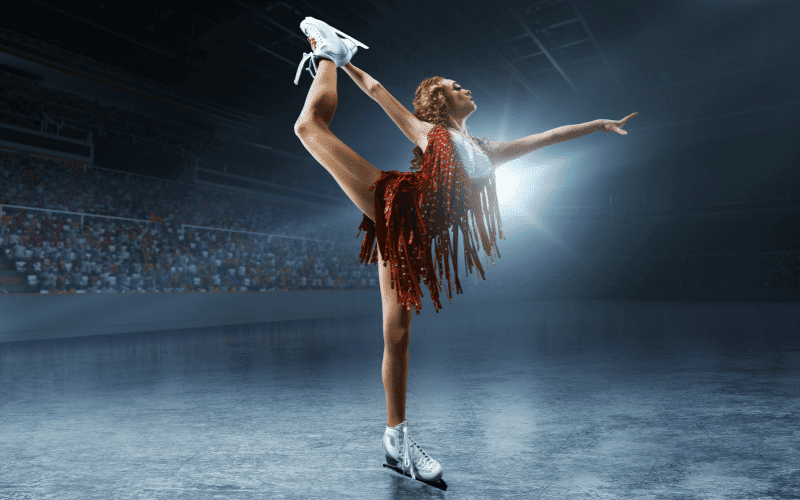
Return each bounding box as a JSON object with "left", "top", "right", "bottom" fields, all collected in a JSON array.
[
  {"left": 494, "top": 153, "right": 588, "bottom": 265},
  {"left": 494, "top": 166, "right": 524, "bottom": 217}
]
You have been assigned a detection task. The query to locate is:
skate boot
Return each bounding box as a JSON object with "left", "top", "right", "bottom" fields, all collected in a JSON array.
[
  {"left": 383, "top": 420, "right": 443, "bottom": 482},
  {"left": 294, "top": 16, "right": 369, "bottom": 85}
]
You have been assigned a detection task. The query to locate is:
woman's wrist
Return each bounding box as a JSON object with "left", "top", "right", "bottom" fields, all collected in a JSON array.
[{"left": 342, "top": 63, "right": 378, "bottom": 95}]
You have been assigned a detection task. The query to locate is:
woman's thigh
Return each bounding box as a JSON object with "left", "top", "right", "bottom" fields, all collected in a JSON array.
[{"left": 294, "top": 123, "right": 381, "bottom": 222}]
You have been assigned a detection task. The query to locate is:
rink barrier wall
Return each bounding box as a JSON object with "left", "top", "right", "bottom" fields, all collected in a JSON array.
[
  {"left": 0, "top": 289, "right": 383, "bottom": 344},
  {"left": 1, "top": 287, "right": 798, "bottom": 344}
]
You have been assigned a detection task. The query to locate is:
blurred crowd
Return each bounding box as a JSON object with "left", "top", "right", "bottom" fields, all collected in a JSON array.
[{"left": 1, "top": 151, "right": 379, "bottom": 294}]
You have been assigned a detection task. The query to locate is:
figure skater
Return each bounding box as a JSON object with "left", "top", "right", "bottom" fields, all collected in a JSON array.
[{"left": 292, "top": 16, "right": 636, "bottom": 484}]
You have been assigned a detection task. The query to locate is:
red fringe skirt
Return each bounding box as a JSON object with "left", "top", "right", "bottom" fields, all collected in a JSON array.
[{"left": 357, "top": 126, "right": 504, "bottom": 314}]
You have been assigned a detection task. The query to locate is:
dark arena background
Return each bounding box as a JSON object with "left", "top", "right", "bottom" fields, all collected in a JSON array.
[{"left": 1, "top": 0, "right": 799, "bottom": 498}]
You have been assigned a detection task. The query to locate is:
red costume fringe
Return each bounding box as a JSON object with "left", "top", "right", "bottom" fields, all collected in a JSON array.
[{"left": 357, "top": 125, "right": 504, "bottom": 314}]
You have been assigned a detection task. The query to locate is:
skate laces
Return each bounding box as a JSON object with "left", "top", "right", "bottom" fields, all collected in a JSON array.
[
  {"left": 294, "top": 25, "right": 326, "bottom": 85},
  {"left": 304, "top": 25, "right": 328, "bottom": 53},
  {"left": 294, "top": 52, "right": 318, "bottom": 85},
  {"left": 403, "top": 425, "right": 414, "bottom": 480},
  {"left": 400, "top": 424, "right": 435, "bottom": 481}
]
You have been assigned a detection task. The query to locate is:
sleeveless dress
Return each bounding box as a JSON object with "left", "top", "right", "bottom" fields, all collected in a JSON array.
[{"left": 357, "top": 125, "right": 504, "bottom": 314}]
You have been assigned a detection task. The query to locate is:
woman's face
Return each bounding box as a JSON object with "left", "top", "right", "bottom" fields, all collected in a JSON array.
[{"left": 441, "top": 79, "right": 475, "bottom": 116}]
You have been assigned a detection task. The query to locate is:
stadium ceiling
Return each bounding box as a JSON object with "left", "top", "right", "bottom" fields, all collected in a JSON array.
[{"left": 1, "top": 0, "right": 798, "bottom": 151}]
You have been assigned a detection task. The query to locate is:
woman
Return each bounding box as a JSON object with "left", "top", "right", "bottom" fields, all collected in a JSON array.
[{"left": 292, "top": 17, "right": 636, "bottom": 483}]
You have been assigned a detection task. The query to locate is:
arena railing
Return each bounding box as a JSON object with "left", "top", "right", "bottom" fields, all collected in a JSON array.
[{"left": 0, "top": 204, "right": 333, "bottom": 245}]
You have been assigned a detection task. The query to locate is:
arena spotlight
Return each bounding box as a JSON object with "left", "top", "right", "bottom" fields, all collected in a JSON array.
[{"left": 494, "top": 166, "right": 524, "bottom": 216}]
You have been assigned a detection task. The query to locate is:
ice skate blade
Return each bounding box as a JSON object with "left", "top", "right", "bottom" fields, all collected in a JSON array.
[
  {"left": 331, "top": 26, "right": 369, "bottom": 49},
  {"left": 383, "top": 463, "right": 447, "bottom": 491}
]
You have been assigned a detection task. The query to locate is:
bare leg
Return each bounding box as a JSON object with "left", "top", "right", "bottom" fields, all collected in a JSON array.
[
  {"left": 295, "top": 47, "right": 412, "bottom": 427},
  {"left": 338, "top": 62, "right": 414, "bottom": 427},
  {"left": 379, "top": 247, "right": 413, "bottom": 427},
  {"left": 294, "top": 58, "right": 380, "bottom": 221}
]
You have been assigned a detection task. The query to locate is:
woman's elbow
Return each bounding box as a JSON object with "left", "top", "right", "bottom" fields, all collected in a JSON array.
[{"left": 367, "top": 82, "right": 384, "bottom": 100}]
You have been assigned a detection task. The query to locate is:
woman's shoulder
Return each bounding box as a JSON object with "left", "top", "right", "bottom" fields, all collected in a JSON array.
[{"left": 416, "top": 122, "right": 441, "bottom": 151}]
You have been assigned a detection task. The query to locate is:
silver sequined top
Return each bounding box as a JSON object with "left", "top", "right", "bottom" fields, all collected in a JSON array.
[{"left": 448, "top": 130, "right": 494, "bottom": 179}]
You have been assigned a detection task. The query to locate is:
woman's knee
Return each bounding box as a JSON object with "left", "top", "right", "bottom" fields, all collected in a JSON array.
[
  {"left": 295, "top": 117, "right": 334, "bottom": 143},
  {"left": 384, "top": 325, "right": 410, "bottom": 349},
  {"left": 294, "top": 118, "right": 313, "bottom": 138}
]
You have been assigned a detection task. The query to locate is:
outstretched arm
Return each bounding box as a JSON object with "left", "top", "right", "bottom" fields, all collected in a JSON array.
[
  {"left": 341, "top": 62, "right": 380, "bottom": 95},
  {"left": 341, "top": 63, "right": 430, "bottom": 148},
  {"left": 490, "top": 113, "right": 638, "bottom": 165}
]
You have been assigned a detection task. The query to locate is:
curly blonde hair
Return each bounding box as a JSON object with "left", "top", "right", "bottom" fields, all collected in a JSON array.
[
  {"left": 409, "top": 77, "right": 492, "bottom": 172},
  {"left": 408, "top": 77, "right": 448, "bottom": 172}
]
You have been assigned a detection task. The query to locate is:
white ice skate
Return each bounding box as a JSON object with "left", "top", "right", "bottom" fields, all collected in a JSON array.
[
  {"left": 294, "top": 17, "right": 369, "bottom": 85},
  {"left": 383, "top": 420, "right": 444, "bottom": 487}
]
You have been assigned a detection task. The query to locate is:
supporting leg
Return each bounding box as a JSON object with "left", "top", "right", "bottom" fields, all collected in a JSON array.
[
  {"left": 379, "top": 247, "right": 413, "bottom": 427},
  {"left": 383, "top": 340, "right": 410, "bottom": 428}
]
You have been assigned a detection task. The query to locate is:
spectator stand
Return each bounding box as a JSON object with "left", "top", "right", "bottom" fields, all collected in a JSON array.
[{"left": 0, "top": 147, "right": 378, "bottom": 296}]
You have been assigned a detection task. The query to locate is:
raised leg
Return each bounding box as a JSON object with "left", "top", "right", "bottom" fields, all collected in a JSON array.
[
  {"left": 379, "top": 246, "right": 413, "bottom": 427},
  {"left": 295, "top": 48, "right": 412, "bottom": 427},
  {"left": 294, "top": 58, "right": 381, "bottom": 222}
]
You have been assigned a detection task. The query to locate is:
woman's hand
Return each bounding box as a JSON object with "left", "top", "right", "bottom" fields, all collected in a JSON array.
[{"left": 597, "top": 112, "right": 638, "bottom": 135}]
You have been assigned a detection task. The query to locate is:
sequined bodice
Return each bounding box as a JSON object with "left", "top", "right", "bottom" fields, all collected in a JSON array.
[{"left": 448, "top": 130, "right": 493, "bottom": 179}]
